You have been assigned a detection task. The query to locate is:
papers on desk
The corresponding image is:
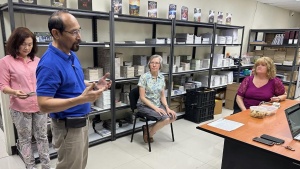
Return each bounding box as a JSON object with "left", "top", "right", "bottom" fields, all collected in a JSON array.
[{"left": 208, "top": 118, "right": 244, "bottom": 131}]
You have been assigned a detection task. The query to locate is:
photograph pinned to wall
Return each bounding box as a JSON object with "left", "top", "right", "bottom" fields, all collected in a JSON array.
[
  {"left": 208, "top": 10, "right": 214, "bottom": 23},
  {"left": 129, "top": 0, "right": 140, "bottom": 16},
  {"left": 78, "top": 0, "right": 92, "bottom": 10},
  {"left": 18, "top": 0, "right": 37, "bottom": 4},
  {"left": 181, "top": 6, "right": 188, "bottom": 21},
  {"left": 113, "top": 0, "right": 122, "bottom": 14},
  {"left": 226, "top": 13, "right": 232, "bottom": 25},
  {"left": 217, "top": 11, "right": 223, "bottom": 24},
  {"left": 193, "top": 8, "right": 201, "bottom": 22},
  {"left": 148, "top": 1, "right": 157, "bottom": 18},
  {"left": 51, "top": 0, "right": 66, "bottom": 8},
  {"left": 168, "top": 4, "right": 176, "bottom": 19}
]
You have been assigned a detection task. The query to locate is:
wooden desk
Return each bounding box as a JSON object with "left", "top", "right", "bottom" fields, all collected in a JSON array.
[{"left": 197, "top": 100, "right": 300, "bottom": 169}]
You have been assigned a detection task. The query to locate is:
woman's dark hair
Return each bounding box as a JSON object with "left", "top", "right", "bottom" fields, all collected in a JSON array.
[
  {"left": 6, "top": 27, "right": 37, "bottom": 61},
  {"left": 48, "top": 9, "right": 70, "bottom": 36}
]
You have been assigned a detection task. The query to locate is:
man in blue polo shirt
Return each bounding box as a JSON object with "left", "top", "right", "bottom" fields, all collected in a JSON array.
[{"left": 36, "top": 10, "right": 111, "bottom": 169}]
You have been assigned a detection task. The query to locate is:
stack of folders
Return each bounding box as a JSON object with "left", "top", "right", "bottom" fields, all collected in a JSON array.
[{"left": 271, "top": 34, "right": 284, "bottom": 45}]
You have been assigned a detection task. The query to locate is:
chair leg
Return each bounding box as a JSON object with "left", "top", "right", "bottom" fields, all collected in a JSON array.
[
  {"left": 170, "top": 123, "right": 174, "bottom": 142},
  {"left": 131, "top": 116, "right": 137, "bottom": 142},
  {"left": 145, "top": 119, "right": 151, "bottom": 152}
]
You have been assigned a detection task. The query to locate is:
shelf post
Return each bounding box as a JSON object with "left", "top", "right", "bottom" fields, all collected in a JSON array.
[
  {"left": 237, "top": 26, "right": 245, "bottom": 83},
  {"left": 167, "top": 18, "right": 176, "bottom": 104},
  {"left": 7, "top": 0, "right": 15, "bottom": 32},
  {"left": 109, "top": 11, "right": 116, "bottom": 141}
]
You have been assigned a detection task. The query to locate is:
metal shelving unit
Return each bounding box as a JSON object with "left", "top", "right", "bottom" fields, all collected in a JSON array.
[
  {"left": 0, "top": 0, "right": 245, "bottom": 161},
  {"left": 247, "top": 28, "right": 300, "bottom": 99}
]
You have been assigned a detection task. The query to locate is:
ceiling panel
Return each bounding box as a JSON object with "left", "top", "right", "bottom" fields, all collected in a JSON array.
[{"left": 256, "top": 0, "right": 300, "bottom": 12}]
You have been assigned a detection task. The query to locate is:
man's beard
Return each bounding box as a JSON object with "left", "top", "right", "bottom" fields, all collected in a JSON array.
[{"left": 71, "top": 40, "right": 81, "bottom": 52}]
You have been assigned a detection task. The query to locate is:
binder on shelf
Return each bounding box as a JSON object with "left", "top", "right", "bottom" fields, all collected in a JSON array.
[
  {"left": 283, "top": 31, "right": 290, "bottom": 45},
  {"left": 289, "top": 31, "right": 295, "bottom": 44},
  {"left": 294, "top": 31, "right": 299, "bottom": 44}
]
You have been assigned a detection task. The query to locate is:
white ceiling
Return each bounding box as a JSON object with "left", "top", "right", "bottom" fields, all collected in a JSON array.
[{"left": 256, "top": 0, "right": 300, "bottom": 12}]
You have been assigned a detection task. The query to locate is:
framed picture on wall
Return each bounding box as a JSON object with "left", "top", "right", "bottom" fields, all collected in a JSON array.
[
  {"left": 51, "top": 0, "right": 67, "bottom": 8},
  {"left": 18, "top": 0, "right": 37, "bottom": 5},
  {"left": 78, "top": 0, "right": 92, "bottom": 10}
]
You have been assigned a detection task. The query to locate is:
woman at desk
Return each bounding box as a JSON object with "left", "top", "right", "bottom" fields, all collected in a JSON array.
[{"left": 236, "top": 57, "right": 286, "bottom": 112}]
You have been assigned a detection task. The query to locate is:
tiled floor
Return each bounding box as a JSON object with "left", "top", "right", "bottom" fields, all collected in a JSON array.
[{"left": 0, "top": 108, "right": 233, "bottom": 169}]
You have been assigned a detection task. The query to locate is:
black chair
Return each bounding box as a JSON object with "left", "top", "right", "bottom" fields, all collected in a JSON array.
[
  {"left": 129, "top": 87, "right": 174, "bottom": 152},
  {"left": 233, "top": 94, "right": 242, "bottom": 114}
]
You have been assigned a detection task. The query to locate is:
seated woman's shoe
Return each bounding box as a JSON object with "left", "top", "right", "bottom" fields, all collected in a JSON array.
[
  {"left": 142, "top": 125, "right": 154, "bottom": 143},
  {"left": 142, "top": 125, "right": 148, "bottom": 143}
]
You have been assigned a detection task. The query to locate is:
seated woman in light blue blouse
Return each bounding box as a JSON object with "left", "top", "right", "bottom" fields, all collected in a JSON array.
[{"left": 137, "top": 55, "right": 177, "bottom": 143}]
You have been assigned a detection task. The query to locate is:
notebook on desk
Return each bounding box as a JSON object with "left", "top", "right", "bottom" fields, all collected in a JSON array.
[{"left": 285, "top": 103, "right": 300, "bottom": 141}]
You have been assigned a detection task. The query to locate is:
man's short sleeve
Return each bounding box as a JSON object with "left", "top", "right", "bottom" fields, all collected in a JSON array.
[{"left": 36, "top": 66, "right": 61, "bottom": 97}]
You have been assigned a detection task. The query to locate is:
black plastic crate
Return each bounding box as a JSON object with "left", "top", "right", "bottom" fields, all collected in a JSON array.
[
  {"left": 184, "top": 105, "right": 215, "bottom": 123},
  {"left": 185, "top": 87, "right": 216, "bottom": 108}
]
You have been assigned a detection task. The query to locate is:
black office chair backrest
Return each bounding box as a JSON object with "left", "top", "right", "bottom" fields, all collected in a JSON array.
[
  {"left": 129, "top": 87, "right": 140, "bottom": 112},
  {"left": 233, "top": 94, "right": 242, "bottom": 114}
]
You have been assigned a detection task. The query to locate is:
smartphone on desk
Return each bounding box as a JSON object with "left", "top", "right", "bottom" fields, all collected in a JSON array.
[{"left": 253, "top": 137, "right": 274, "bottom": 146}]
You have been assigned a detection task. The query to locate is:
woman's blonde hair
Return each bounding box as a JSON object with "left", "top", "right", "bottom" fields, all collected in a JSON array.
[{"left": 252, "top": 56, "right": 276, "bottom": 79}]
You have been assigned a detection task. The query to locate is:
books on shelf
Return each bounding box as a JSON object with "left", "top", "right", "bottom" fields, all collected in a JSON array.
[
  {"left": 168, "top": 4, "right": 176, "bottom": 19},
  {"left": 129, "top": 0, "right": 140, "bottom": 16},
  {"left": 113, "top": 0, "right": 122, "bottom": 14},
  {"left": 78, "top": 0, "right": 92, "bottom": 10},
  {"left": 208, "top": 10, "right": 214, "bottom": 23},
  {"left": 193, "top": 8, "right": 201, "bottom": 22},
  {"left": 148, "top": 1, "right": 157, "bottom": 18},
  {"left": 19, "top": 0, "right": 37, "bottom": 4},
  {"left": 181, "top": 6, "right": 188, "bottom": 21},
  {"left": 51, "top": 0, "right": 66, "bottom": 8},
  {"left": 225, "top": 13, "right": 232, "bottom": 25}
]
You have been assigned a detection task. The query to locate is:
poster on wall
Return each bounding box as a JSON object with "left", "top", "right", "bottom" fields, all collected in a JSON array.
[
  {"left": 78, "top": 0, "right": 92, "bottom": 10},
  {"left": 18, "top": 0, "right": 37, "bottom": 5},
  {"left": 148, "top": 1, "right": 157, "bottom": 18},
  {"left": 51, "top": 0, "right": 67, "bottom": 8},
  {"left": 113, "top": 0, "right": 122, "bottom": 14}
]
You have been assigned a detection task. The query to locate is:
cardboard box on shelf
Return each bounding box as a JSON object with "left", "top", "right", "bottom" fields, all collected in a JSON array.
[
  {"left": 214, "top": 99, "right": 223, "bottom": 115},
  {"left": 225, "top": 83, "right": 240, "bottom": 110},
  {"left": 263, "top": 50, "right": 275, "bottom": 60},
  {"left": 254, "top": 50, "right": 263, "bottom": 56},
  {"left": 225, "top": 100, "right": 234, "bottom": 110},
  {"left": 284, "top": 84, "right": 296, "bottom": 98}
]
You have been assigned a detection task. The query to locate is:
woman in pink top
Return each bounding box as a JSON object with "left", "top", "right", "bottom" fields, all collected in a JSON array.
[
  {"left": 236, "top": 57, "right": 287, "bottom": 112},
  {"left": 0, "top": 27, "right": 52, "bottom": 169}
]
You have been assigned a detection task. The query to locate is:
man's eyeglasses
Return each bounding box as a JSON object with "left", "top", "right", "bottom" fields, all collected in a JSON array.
[{"left": 64, "top": 29, "right": 81, "bottom": 36}]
